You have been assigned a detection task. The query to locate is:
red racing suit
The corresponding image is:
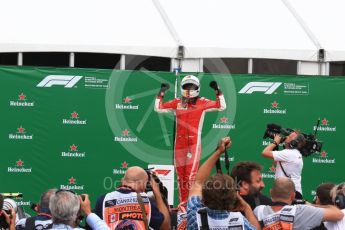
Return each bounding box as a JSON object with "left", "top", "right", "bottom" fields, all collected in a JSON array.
[{"left": 154, "top": 94, "right": 226, "bottom": 205}]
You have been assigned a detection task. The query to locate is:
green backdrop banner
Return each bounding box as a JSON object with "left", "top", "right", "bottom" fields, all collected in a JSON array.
[{"left": 1, "top": 65, "right": 344, "bottom": 211}]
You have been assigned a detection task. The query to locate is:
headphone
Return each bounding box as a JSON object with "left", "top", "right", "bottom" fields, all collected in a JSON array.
[
  {"left": 289, "top": 134, "right": 305, "bottom": 149},
  {"left": 334, "top": 183, "right": 345, "bottom": 209}
]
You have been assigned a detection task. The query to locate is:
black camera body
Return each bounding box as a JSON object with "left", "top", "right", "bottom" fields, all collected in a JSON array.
[
  {"left": 145, "top": 169, "right": 169, "bottom": 206},
  {"left": 0, "top": 197, "right": 17, "bottom": 230},
  {"left": 263, "top": 123, "right": 322, "bottom": 157},
  {"left": 0, "top": 209, "right": 11, "bottom": 230},
  {"left": 0, "top": 193, "right": 27, "bottom": 230}
]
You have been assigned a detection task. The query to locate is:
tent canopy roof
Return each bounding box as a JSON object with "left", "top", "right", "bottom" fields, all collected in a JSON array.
[
  {"left": 0, "top": 0, "right": 178, "bottom": 57},
  {"left": 1, "top": 0, "right": 345, "bottom": 61}
]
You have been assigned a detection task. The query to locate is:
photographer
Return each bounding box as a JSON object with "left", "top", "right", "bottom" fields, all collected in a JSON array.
[
  {"left": 93, "top": 166, "right": 170, "bottom": 230},
  {"left": 1, "top": 209, "right": 16, "bottom": 230},
  {"left": 0, "top": 193, "right": 16, "bottom": 230},
  {"left": 231, "top": 162, "right": 272, "bottom": 210},
  {"left": 253, "top": 177, "right": 344, "bottom": 229},
  {"left": 16, "top": 189, "right": 56, "bottom": 230},
  {"left": 0, "top": 194, "right": 16, "bottom": 230},
  {"left": 262, "top": 131, "right": 305, "bottom": 199},
  {"left": 187, "top": 137, "right": 260, "bottom": 230},
  {"left": 49, "top": 191, "right": 109, "bottom": 230}
]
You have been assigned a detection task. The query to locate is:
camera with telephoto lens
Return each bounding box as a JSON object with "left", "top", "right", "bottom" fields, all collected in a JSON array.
[
  {"left": 0, "top": 193, "right": 27, "bottom": 229},
  {"left": 263, "top": 123, "right": 323, "bottom": 157},
  {"left": 145, "top": 169, "right": 169, "bottom": 207},
  {"left": 0, "top": 198, "right": 18, "bottom": 229}
]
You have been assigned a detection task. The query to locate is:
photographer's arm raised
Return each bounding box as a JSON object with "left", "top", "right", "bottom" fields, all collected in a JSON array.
[
  {"left": 151, "top": 178, "right": 171, "bottom": 230},
  {"left": 233, "top": 194, "right": 261, "bottom": 230},
  {"left": 1, "top": 209, "right": 16, "bottom": 230},
  {"left": 188, "top": 137, "right": 232, "bottom": 198},
  {"left": 262, "top": 134, "right": 281, "bottom": 159},
  {"left": 79, "top": 194, "right": 110, "bottom": 230}
]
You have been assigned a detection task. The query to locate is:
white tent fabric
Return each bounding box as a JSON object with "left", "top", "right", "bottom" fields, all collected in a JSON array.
[
  {"left": 0, "top": 0, "right": 344, "bottom": 61},
  {"left": 0, "top": 0, "right": 178, "bottom": 57},
  {"left": 289, "top": 0, "right": 345, "bottom": 62},
  {"left": 160, "top": 0, "right": 318, "bottom": 60}
]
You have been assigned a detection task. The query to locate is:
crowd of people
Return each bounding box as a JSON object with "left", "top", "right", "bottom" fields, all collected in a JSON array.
[
  {"left": 1, "top": 135, "right": 344, "bottom": 230},
  {"left": 186, "top": 137, "right": 344, "bottom": 230}
]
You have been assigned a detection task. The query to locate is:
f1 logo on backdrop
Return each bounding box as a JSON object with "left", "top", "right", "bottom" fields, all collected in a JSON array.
[
  {"left": 238, "top": 82, "right": 282, "bottom": 94},
  {"left": 37, "top": 75, "right": 83, "bottom": 88}
]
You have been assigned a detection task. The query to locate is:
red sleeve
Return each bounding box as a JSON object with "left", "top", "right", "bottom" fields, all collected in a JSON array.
[
  {"left": 154, "top": 97, "right": 178, "bottom": 113},
  {"left": 203, "top": 94, "right": 226, "bottom": 112}
]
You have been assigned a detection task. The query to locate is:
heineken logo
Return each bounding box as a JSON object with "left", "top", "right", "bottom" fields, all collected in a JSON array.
[
  {"left": 262, "top": 140, "right": 271, "bottom": 146},
  {"left": 71, "top": 111, "right": 79, "bottom": 119},
  {"left": 312, "top": 150, "right": 335, "bottom": 164},
  {"left": 314, "top": 117, "right": 336, "bottom": 132},
  {"left": 212, "top": 117, "right": 236, "bottom": 129},
  {"left": 113, "top": 169, "right": 127, "bottom": 175},
  {"left": 19, "top": 93, "right": 26, "bottom": 100},
  {"left": 10, "top": 92, "right": 35, "bottom": 107},
  {"left": 321, "top": 151, "right": 327, "bottom": 158},
  {"left": 220, "top": 117, "right": 228, "bottom": 123},
  {"left": 113, "top": 162, "right": 129, "bottom": 175},
  {"left": 271, "top": 101, "right": 278, "bottom": 108},
  {"left": 16, "top": 200, "right": 31, "bottom": 206},
  {"left": 121, "top": 161, "right": 129, "bottom": 168},
  {"left": 114, "top": 129, "right": 138, "bottom": 142},
  {"left": 69, "top": 177, "right": 76, "bottom": 184},
  {"left": 60, "top": 177, "right": 84, "bottom": 190},
  {"left": 16, "top": 159, "right": 24, "bottom": 167},
  {"left": 18, "top": 126, "right": 25, "bottom": 134},
  {"left": 219, "top": 156, "right": 235, "bottom": 162},
  {"left": 123, "top": 97, "right": 131, "bottom": 103},
  {"left": 115, "top": 97, "right": 139, "bottom": 110},
  {"left": 61, "top": 144, "right": 86, "bottom": 158},
  {"left": 8, "top": 159, "right": 32, "bottom": 173},
  {"left": 263, "top": 101, "right": 287, "bottom": 114},
  {"left": 262, "top": 140, "right": 282, "bottom": 146},
  {"left": 269, "top": 166, "right": 276, "bottom": 173},
  {"left": 62, "top": 111, "right": 87, "bottom": 125},
  {"left": 262, "top": 166, "right": 275, "bottom": 179},
  {"left": 9, "top": 126, "right": 33, "bottom": 140},
  {"left": 122, "top": 129, "right": 129, "bottom": 136},
  {"left": 70, "top": 144, "right": 78, "bottom": 151}
]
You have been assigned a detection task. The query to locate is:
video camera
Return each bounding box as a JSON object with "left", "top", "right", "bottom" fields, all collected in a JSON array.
[{"left": 263, "top": 123, "right": 323, "bottom": 157}]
